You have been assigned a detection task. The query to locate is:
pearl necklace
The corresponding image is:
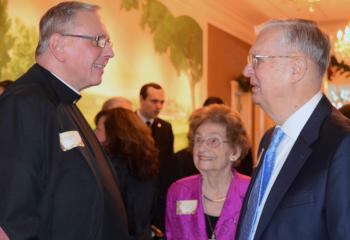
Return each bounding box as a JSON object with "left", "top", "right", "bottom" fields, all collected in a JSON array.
[
  {"left": 201, "top": 173, "right": 233, "bottom": 239},
  {"left": 202, "top": 173, "right": 233, "bottom": 203},
  {"left": 202, "top": 194, "right": 226, "bottom": 202}
]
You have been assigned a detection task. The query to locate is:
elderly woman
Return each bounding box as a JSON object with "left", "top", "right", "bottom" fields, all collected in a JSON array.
[{"left": 166, "top": 104, "right": 251, "bottom": 240}]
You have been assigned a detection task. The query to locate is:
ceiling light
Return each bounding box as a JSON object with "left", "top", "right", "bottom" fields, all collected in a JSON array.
[{"left": 335, "top": 22, "right": 350, "bottom": 60}]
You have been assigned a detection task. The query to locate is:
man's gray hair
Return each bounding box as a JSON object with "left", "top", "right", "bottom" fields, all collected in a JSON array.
[
  {"left": 256, "top": 19, "right": 330, "bottom": 77},
  {"left": 35, "top": 1, "right": 100, "bottom": 55}
]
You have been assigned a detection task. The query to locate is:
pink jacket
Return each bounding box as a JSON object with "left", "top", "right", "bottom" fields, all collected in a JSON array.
[{"left": 166, "top": 169, "right": 250, "bottom": 240}]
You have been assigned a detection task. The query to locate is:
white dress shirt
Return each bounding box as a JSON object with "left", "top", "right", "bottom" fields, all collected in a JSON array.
[
  {"left": 250, "top": 92, "right": 322, "bottom": 239},
  {"left": 136, "top": 110, "right": 154, "bottom": 125}
]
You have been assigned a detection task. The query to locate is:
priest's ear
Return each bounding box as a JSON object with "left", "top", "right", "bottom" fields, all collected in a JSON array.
[{"left": 48, "top": 33, "right": 66, "bottom": 62}]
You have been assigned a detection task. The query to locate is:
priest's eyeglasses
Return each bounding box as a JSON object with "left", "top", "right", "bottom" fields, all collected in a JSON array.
[
  {"left": 247, "top": 54, "right": 299, "bottom": 69},
  {"left": 193, "top": 136, "right": 229, "bottom": 149},
  {"left": 62, "top": 34, "right": 112, "bottom": 48}
]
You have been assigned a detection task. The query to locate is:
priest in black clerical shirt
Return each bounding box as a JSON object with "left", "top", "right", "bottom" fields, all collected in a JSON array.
[{"left": 0, "top": 2, "right": 130, "bottom": 240}]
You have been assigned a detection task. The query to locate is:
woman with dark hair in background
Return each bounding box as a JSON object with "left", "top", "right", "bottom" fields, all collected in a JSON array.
[{"left": 102, "top": 108, "right": 160, "bottom": 239}]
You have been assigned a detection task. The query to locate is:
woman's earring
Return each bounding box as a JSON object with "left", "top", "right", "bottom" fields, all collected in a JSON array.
[{"left": 229, "top": 153, "right": 237, "bottom": 162}]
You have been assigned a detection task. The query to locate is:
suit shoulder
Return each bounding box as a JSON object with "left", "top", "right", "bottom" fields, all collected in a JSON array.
[
  {"left": 317, "top": 109, "right": 350, "bottom": 149},
  {"left": 0, "top": 80, "right": 58, "bottom": 122},
  {"left": 1, "top": 83, "right": 55, "bottom": 113},
  {"left": 328, "top": 109, "right": 350, "bottom": 134},
  {"left": 154, "top": 117, "right": 174, "bottom": 137},
  {"left": 155, "top": 117, "right": 172, "bottom": 127},
  {"left": 2, "top": 67, "right": 57, "bottom": 107}
]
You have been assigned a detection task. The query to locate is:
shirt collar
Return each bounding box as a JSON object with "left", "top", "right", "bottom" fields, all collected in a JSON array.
[
  {"left": 50, "top": 72, "right": 80, "bottom": 96},
  {"left": 136, "top": 109, "right": 154, "bottom": 124},
  {"left": 281, "top": 92, "right": 322, "bottom": 140}
]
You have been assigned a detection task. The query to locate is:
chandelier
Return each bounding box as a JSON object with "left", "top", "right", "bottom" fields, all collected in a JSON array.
[{"left": 334, "top": 22, "right": 350, "bottom": 60}]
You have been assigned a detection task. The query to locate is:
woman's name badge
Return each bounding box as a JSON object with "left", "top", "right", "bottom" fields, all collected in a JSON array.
[{"left": 176, "top": 200, "right": 197, "bottom": 215}]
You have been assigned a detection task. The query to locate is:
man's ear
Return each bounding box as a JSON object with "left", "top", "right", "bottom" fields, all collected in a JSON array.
[
  {"left": 48, "top": 33, "right": 65, "bottom": 62},
  {"left": 291, "top": 56, "right": 307, "bottom": 83},
  {"left": 139, "top": 95, "right": 145, "bottom": 104}
]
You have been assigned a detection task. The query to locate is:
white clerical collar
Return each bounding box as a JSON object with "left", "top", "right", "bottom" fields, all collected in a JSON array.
[
  {"left": 50, "top": 72, "right": 81, "bottom": 96},
  {"left": 281, "top": 92, "right": 322, "bottom": 141}
]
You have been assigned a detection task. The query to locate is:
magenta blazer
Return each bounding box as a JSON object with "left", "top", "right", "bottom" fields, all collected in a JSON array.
[{"left": 166, "top": 169, "right": 250, "bottom": 240}]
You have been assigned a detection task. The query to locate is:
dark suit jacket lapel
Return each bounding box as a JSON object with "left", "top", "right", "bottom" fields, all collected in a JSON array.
[
  {"left": 254, "top": 96, "right": 332, "bottom": 239},
  {"left": 236, "top": 131, "right": 272, "bottom": 239},
  {"left": 151, "top": 118, "right": 161, "bottom": 140}
]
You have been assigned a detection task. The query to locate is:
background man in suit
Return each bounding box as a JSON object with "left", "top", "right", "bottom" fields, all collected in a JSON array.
[
  {"left": 137, "top": 83, "right": 174, "bottom": 237},
  {"left": 0, "top": 2, "right": 130, "bottom": 239},
  {"left": 236, "top": 19, "right": 350, "bottom": 240}
]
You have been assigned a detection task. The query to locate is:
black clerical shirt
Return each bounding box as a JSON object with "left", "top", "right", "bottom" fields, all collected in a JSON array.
[{"left": 0, "top": 64, "right": 130, "bottom": 240}]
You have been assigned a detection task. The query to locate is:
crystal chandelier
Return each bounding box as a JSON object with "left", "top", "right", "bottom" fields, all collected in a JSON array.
[{"left": 334, "top": 22, "right": 350, "bottom": 60}]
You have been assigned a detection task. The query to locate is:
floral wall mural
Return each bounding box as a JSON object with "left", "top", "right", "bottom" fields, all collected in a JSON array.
[{"left": 3, "top": 0, "right": 204, "bottom": 150}]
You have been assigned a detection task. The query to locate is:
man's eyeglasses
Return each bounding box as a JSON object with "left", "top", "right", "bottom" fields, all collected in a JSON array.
[
  {"left": 193, "top": 136, "right": 229, "bottom": 149},
  {"left": 61, "top": 34, "right": 112, "bottom": 48},
  {"left": 247, "top": 54, "right": 299, "bottom": 69}
]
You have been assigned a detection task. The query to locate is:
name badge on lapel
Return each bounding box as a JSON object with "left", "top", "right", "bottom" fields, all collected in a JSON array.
[
  {"left": 59, "top": 130, "right": 84, "bottom": 151},
  {"left": 176, "top": 200, "right": 198, "bottom": 215}
]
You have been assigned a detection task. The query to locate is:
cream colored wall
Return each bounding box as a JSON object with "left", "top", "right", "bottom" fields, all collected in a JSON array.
[{"left": 11, "top": 0, "right": 328, "bottom": 156}]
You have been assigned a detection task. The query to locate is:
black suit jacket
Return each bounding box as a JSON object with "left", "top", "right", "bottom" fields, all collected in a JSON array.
[
  {"left": 0, "top": 64, "right": 130, "bottom": 240},
  {"left": 148, "top": 117, "right": 175, "bottom": 232},
  {"left": 236, "top": 96, "right": 350, "bottom": 240},
  {"left": 111, "top": 154, "right": 157, "bottom": 239},
  {"left": 151, "top": 117, "right": 174, "bottom": 164}
]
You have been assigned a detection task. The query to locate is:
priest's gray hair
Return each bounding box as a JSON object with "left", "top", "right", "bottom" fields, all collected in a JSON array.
[{"left": 35, "top": 1, "right": 100, "bottom": 55}]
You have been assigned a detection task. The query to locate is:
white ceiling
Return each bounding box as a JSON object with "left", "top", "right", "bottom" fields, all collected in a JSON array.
[
  {"left": 226, "top": 0, "right": 350, "bottom": 40},
  {"left": 164, "top": 0, "right": 350, "bottom": 45}
]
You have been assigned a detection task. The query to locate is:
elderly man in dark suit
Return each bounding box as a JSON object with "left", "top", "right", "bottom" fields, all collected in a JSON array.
[
  {"left": 0, "top": 2, "right": 130, "bottom": 239},
  {"left": 137, "top": 83, "right": 174, "bottom": 237},
  {"left": 236, "top": 19, "right": 350, "bottom": 240}
]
